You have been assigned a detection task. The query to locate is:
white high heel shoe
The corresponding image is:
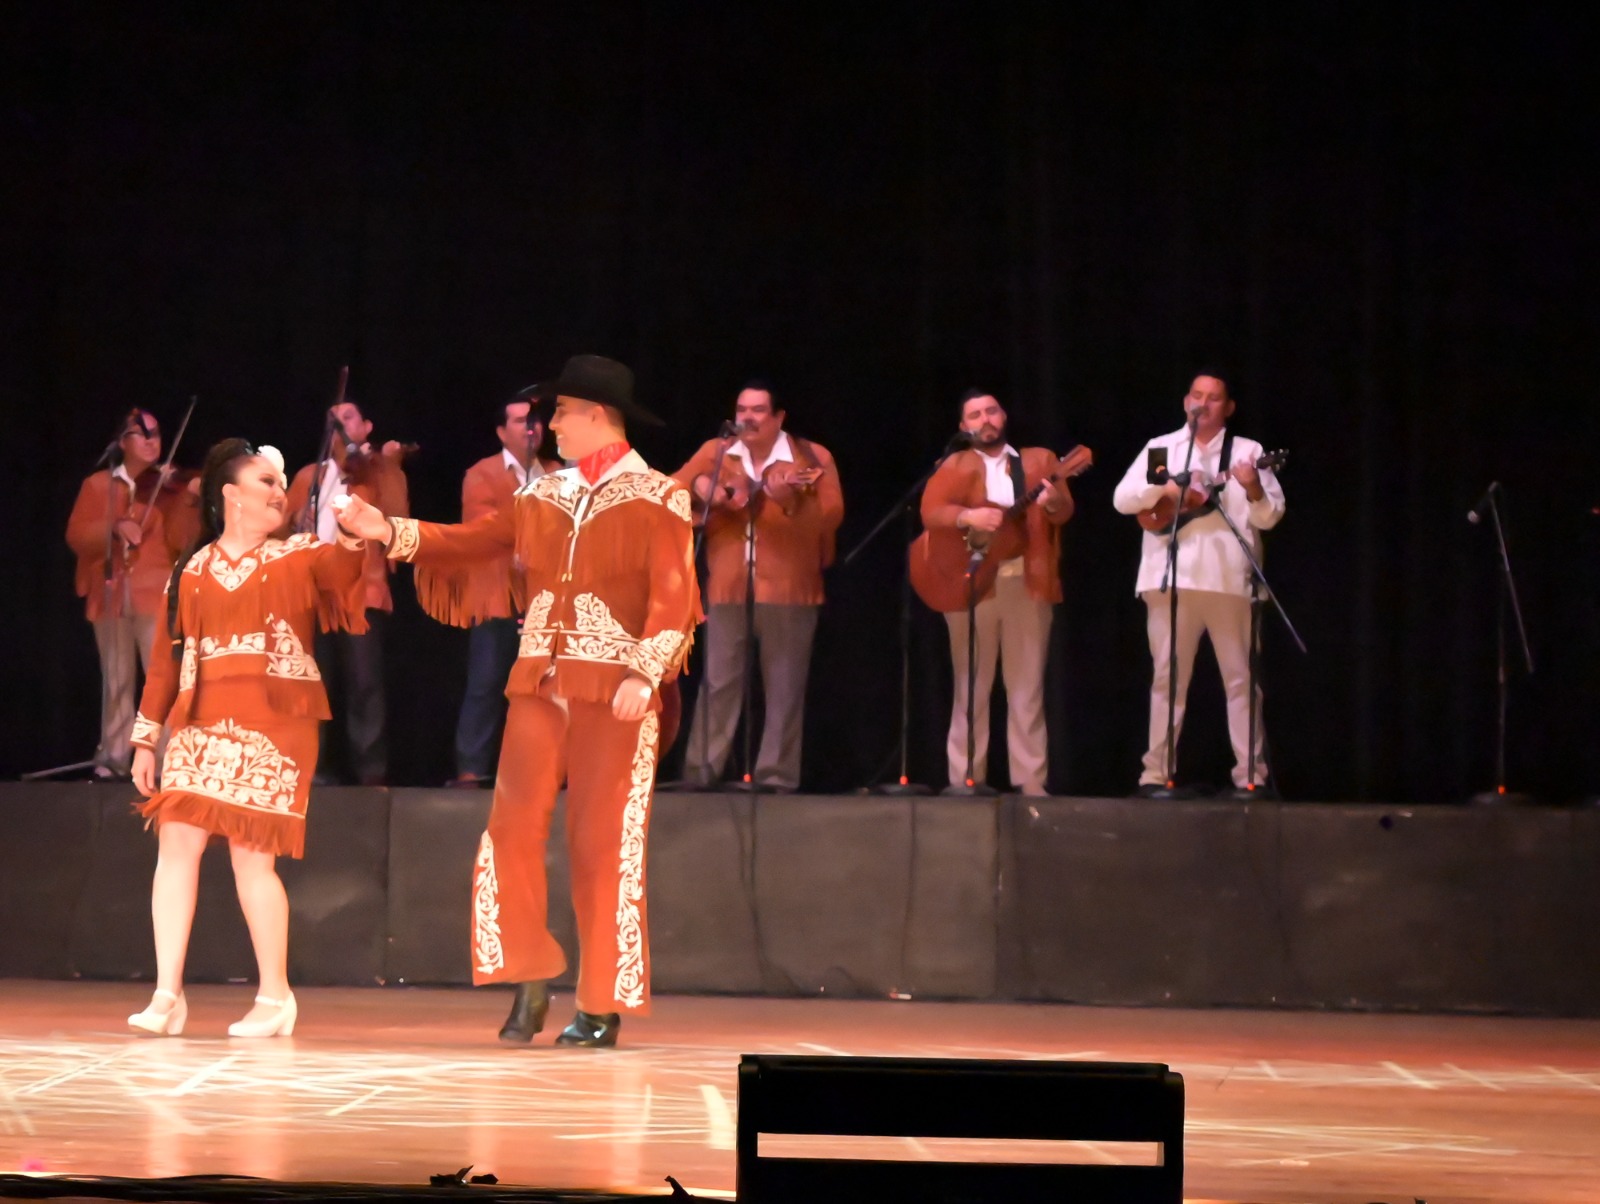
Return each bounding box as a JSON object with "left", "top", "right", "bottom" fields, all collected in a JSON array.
[
  {"left": 227, "top": 992, "right": 297, "bottom": 1038},
  {"left": 128, "top": 988, "right": 187, "bottom": 1036}
]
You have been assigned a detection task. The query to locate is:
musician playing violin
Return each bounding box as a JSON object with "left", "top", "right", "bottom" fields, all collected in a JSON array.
[
  {"left": 669, "top": 381, "right": 843, "bottom": 793},
  {"left": 1111, "top": 371, "right": 1285, "bottom": 797},
  {"left": 919, "top": 390, "right": 1074, "bottom": 796},
  {"left": 65, "top": 408, "right": 201, "bottom": 778},
  {"left": 281, "top": 399, "right": 409, "bottom": 785}
]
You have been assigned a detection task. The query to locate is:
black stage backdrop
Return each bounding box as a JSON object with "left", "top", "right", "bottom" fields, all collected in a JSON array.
[{"left": 3, "top": 4, "right": 1596, "bottom": 802}]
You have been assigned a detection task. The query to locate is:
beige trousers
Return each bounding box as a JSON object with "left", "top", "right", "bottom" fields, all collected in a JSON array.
[
  {"left": 1140, "top": 589, "right": 1265, "bottom": 788},
  {"left": 944, "top": 572, "right": 1053, "bottom": 794},
  {"left": 92, "top": 612, "right": 156, "bottom": 774}
]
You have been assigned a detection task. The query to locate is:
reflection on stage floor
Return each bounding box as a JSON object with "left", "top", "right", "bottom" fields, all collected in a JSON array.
[{"left": 1, "top": 980, "right": 1597, "bottom": 1203}]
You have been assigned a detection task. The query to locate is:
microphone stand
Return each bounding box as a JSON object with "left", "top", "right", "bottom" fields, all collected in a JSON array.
[
  {"left": 942, "top": 543, "right": 997, "bottom": 797},
  {"left": 1146, "top": 413, "right": 1201, "bottom": 800},
  {"left": 840, "top": 436, "right": 971, "bottom": 795},
  {"left": 1205, "top": 479, "right": 1307, "bottom": 799},
  {"left": 1469, "top": 485, "right": 1534, "bottom": 805},
  {"left": 26, "top": 422, "right": 143, "bottom": 780},
  {"left": 732, "top": 488, "right": 761, "bottom": 792},
  {"left": 687, "top": 424, "right": 740, "bottom": 791}
]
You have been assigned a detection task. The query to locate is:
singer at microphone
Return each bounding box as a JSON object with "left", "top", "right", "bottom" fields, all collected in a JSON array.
[
  {"left": 1111, "top": 370, "right": 1287, "bottom": 800},
  {"left": 1467, "top": 481, "right": 1500, "bottom": 524},
  {"left": 664, "top": 380, "right": 843, "bottom": 795}
]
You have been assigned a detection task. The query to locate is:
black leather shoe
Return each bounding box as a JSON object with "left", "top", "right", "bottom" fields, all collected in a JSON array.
[
  {"left": 554, "top": 1010, "right": 621, "bottom": 1048},
  {"left": 654, "top": 779, "right": 712, "bottom": 793},
  {"left": 1131, "top": 782, "right": 1198, "bottom": 800},
  {"left": 497, "top": 982, "right": 550, "bottom": 1044},
  {"left": 1217, "top": 783, "right": 1280, "bottom": 801}
]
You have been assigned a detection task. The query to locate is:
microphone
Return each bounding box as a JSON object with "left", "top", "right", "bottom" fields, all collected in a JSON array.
[
  {"left": 948, "top": 430, "right": 976, "bottom": 448},
  {"left": 1467, "top": 481, "right": 1501, "bottom": 525},
  {"left": 716, "top": 419, "right": 740, "bottom": 438},
  {"left": 1185, "top": 405, "right": 1204, "bottom": 429}
]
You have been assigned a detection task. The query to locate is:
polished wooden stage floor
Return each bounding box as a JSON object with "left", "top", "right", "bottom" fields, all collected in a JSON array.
[{"left": 1, "top": 981, "right": 1596, "bottom": 1203}]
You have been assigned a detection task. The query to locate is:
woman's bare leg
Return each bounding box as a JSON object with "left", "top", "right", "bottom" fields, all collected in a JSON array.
[
  {"left": 229, "top": 840, "right": 291, "bottom": 1024},
  {"left": 149, "top": 820, "right": 209, "bottom": 1005}
]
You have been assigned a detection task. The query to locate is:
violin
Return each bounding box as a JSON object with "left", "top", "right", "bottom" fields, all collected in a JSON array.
[
  {"left": 133, "top": 464, "right": 201, "bottom": 497},
  {"left": 338, "top": 440, "right": 419, "bottom": 486}
]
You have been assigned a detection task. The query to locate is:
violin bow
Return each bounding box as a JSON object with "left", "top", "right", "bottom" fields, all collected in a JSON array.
[
  {"left": 301, "top": 365, "right": 350, "bottom": 532},
  {"left": 135, "top": 394, "right": 197, "bottom": 536}
]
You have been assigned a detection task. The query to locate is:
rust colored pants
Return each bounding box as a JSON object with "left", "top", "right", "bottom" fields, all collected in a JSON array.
[{"left": 469, "top": 692, "right": 660, "bottom": 1015}]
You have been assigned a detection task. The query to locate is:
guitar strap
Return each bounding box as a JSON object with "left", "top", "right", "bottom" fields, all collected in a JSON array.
[
  {"left": 1007, "top": 451, "right": 1026, "bottom": 504},
  {"left": 789, "top": 433, "right": 822, "bottom": 473},
  {"left": 1169, "top": 428, "right": 1234, "bottom": 533}
]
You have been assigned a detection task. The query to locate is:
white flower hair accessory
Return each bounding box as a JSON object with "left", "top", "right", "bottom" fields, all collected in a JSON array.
[{"left": 257, "top": 444, "right": 288, "bottom": 489}]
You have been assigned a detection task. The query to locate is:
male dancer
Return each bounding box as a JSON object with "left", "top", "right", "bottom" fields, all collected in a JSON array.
[{"left": 338, "top": 355, "right": 698, "bottom": 1047}]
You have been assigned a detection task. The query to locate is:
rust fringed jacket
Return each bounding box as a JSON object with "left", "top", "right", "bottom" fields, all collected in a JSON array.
[
  {"left": 65, "top": 469, "right": 202, "bottom": 621},
  {"left": 129, "top": 534, "right": 370, "bottom": 749},
  {"left": 672, "top": 436, "right": 844, "bottom": 607},
  {"left": 920, "top": 447, "right": 1073, "bottom": 605},
  {"left": 386, "top": 450, "right": 701, "bottom": 706},
  {"left": 413, "top": 451, "right": 563, "bottom": 623},
  {"left": 281, "top": 447, "right": 409, "bottom": 614}
]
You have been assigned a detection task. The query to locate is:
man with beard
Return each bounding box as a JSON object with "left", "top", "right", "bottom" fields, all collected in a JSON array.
[{"left": 919, "top": 389, "right": 1074, "bottom": 795}]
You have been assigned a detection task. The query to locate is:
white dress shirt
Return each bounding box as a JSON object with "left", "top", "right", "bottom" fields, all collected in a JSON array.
[
  {"left": 313, "top": 458, "right": 345, "bottom": 545},
  {"left": 975, "top": 444, "right": 1019, "bottom": 507},
  {"left": 727, "top": 432, "right": 795, "bottom": 563},
  {"left": 502, "top": 445, "right": 557, "bottom": 491},
  {"left": 728, "top": 430, "right": 794, "bottom": 480},
  {"left": 974, "top": 444, "right": 1024, "bottom": 574},
  {"left": 1112, "top": 426, "right": 1285, "bottom": 598}
]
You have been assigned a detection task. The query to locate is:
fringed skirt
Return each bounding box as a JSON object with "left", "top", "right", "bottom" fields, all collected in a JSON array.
[{"left": 139, "top": 716, "right": 315, "bottom": 858}]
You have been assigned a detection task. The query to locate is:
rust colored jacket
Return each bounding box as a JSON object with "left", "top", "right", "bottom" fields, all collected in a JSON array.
[
  {"left": 386, "top": 450, "right": 700, "bottom": 707},
  {"left": 415, "top": 451, "right": 562, "bottom": 624},
  {"left": 281, "top": 446, "right": 409, "bottom": 613},
  {"left": 132, "top": 533, "right": 369, "bottom": 747},
  {"left": 920, "top": 446, "right": 1074, "bottom": 604},
  {"left": 672, "top": 435, "right": 844, "bottom": 606},
  {"left": 66, "top": 468, "right": 202, "bottom": 621}
]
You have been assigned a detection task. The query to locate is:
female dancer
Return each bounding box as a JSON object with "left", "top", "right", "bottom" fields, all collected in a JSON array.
[{"left": 126, "top": 439, "right": 367, "bottom": 1037}]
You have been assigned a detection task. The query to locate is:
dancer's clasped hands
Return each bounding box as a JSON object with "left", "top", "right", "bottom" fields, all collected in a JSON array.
[{"left": 330, "top": 493, "right": 392, "bottom": 544}]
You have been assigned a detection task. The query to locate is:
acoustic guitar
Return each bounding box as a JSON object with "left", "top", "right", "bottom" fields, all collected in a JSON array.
[
  {"left": 1136, "top": 449, "right": 1288, "bottom": 533},
  {"left": 909, "top": 445, "right": 1093, "bottom": 613}
]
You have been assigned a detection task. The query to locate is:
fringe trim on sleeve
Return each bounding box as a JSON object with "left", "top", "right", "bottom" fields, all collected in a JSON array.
[
  {"left": 414, "top": 561, "right": 518, "bottom": 628},
  {"left": 316, "top": 576, "right": 371, "bottom": 635}
]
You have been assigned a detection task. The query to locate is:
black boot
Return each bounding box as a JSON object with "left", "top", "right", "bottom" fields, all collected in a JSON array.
[
  {"left": 497, "top": 982, "right": 550, "bottom": 1044},
  {"left": 554, "top": 1010, "right": 621, "bottom": 1048}
]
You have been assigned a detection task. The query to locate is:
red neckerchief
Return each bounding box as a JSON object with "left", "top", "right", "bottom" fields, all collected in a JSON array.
[{"left": 577, "top": 440, "right": 631, "bottom": 486}]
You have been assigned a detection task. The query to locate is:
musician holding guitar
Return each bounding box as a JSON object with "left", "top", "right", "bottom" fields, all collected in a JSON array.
[
  {"left": 281, "top": 394, "right": 411, "bottom": 786},
  {"left": 915, "top": 390, "right": 1090, "bottom": 796},
  {"left": 669, "top": 381, "right": 843, "bottom": 793},
  {"left": 1111, "top": 372, "right": 1286, "bottom": 798}
]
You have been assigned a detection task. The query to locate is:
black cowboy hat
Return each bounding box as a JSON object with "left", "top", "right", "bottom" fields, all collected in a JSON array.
[{"left": 540, "top": 354, "right": 664, "bottom": 428}]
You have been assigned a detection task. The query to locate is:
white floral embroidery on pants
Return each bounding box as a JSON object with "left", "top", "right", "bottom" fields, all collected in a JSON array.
[{"left": 613, "top": 710, "right": 659, "bottom": 1010}]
